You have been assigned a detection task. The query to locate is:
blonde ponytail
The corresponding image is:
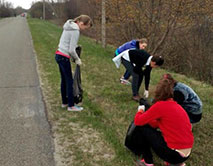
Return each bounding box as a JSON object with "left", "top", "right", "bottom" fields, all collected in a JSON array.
[{"left": 74, "top": 15, "right": 93, "bottom": 27}]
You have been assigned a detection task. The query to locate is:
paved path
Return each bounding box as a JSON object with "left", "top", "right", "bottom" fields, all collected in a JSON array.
[{"left": 0, "top": 17, "right": 55, "bottom": 166}]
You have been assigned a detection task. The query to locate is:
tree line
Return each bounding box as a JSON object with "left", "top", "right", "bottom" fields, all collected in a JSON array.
[
  {"left": 1, "top": 0, "right": 213, "bottom": 85},
  {"left": 81, "top": 0, "right": 213, "bottom": 85},
  {"left": 0, "top": 0, "right": 26, "bottom": 17}
]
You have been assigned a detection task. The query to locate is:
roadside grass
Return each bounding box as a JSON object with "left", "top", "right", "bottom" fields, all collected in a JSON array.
[{"left": 28, "top": 18, "right": 213, "bottom": 166}]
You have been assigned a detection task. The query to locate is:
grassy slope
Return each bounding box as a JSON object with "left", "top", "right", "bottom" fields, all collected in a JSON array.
[{"left": 28, "top": 18, "right": 213, "bottom": 166}]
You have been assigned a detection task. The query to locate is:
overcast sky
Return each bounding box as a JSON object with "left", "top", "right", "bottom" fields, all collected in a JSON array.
[{"left": 8, "top": 0, "right": 39, "bottom": 9}]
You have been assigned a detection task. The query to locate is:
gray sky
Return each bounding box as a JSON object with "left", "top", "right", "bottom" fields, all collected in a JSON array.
[{"left": 8, "top": 0, "right": 39, "bottom": 9}]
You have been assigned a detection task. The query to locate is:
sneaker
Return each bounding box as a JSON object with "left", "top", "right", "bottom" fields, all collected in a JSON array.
[
  {"left": 120, "top": 77, "right": 131, "bottom": 85},
  {"left": 136, "top": 159, "right": 154, "bottom": 166},
  {"left": 164, "top": 161, "right": 186, "bottom": 166},
  {"left": 67, "top": 106, "right": 83, "bottom": 112},
  {"left": 132, "top": 95, "right": 141, "bottom": 102},
  {"left": 61, "top": 104, "right": 68, "bottom": 108}
]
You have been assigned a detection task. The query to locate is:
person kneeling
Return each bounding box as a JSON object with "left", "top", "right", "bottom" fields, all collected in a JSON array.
[{"left": 127, "top": 77, "right": 194, "bottom": 166}]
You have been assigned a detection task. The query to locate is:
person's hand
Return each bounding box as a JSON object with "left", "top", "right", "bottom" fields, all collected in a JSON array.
[
  {"left": 75, "top": 58, "right": 82, "bottom": 65},
  {"left": 138, "top": 105, "right": 145, "bottom": 113},
  {"left": 144, "top": 90, "right": 149, "bottom": 98}
]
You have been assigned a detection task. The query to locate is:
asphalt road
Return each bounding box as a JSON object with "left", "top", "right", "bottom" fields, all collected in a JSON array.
[{"left": 0, "top": 17, "right": 55, "bottom": 166}]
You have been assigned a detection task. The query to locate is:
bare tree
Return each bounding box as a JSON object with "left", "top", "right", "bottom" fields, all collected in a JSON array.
[{"left": 86, "top": 0, "right": 213, "bottom": 84}]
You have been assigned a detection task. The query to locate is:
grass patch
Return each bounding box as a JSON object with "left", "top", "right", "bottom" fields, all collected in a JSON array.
[{"left": 28, "top": 18, "right": 213, "bottom": 166}]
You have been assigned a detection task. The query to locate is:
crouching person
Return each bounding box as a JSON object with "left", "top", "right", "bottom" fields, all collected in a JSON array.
[
  {"left": 162, "top": 74, "right": 202, "bottom": 123},
  {"left": 127, "top": 76, "right": 194, "bottom": 166}
]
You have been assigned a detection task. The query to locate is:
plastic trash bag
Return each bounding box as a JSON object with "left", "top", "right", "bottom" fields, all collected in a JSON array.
[{"left": 73, "top": 46, "right": 83, "bottom": 104}]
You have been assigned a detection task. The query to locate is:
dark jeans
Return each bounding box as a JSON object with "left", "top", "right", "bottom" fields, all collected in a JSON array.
[
  {"left": 55, "top": 54, "right": 74, "bottom": 107},
  {"left": 128, "top": 125, "right": 189, "bottom": 164},
  {"left": 121, "top": 58, "right": 143, "bottom": 96},
  {"left": 115, "top": 53, "right": 131, "bottom": 80},
  {"left": 187, "top": 112, "right": 202, "bottom": 123},
  {"left": 123, "top": 70, "right": 131, "bottom": 80}
]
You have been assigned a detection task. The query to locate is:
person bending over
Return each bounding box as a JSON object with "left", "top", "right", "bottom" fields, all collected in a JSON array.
[
  {"left": 161, "top": 74, "right": 202, "bottom": 123},
  {"left": 120, "top": 49, "right": 164, "bottom": 101},
  {"left": 114, "top": 38, "right": 148, "bottom": 85},
  {"left": 55, "top": 15, "right": 92, "bottom": 111}
]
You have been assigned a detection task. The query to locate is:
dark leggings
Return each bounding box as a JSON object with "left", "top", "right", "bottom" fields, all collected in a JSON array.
[
  {"left": 187, "top": 112, "right": 202, "bottom": 123},
  {"left": 128, "top": 125, "right": 189, "bottom": 164}
]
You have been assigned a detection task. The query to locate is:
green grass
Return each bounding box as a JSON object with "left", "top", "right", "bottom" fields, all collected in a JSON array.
[{"left": 28, "top": 18, "right": 213, "bottom": 166}]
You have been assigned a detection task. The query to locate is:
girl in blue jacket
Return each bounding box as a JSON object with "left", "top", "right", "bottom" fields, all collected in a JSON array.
[{"left": 115, "top": 38, "right": 148, "bottom": 85}]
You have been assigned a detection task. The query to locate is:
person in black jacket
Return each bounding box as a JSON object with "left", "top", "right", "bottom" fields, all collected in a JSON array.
[{"left": 121, "top": 49, "right": 164, "bottom": 101}]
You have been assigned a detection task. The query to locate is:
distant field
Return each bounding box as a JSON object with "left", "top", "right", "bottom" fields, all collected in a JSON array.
[{"left": 28, "top": 18, "right": 213, "bottom": 166}]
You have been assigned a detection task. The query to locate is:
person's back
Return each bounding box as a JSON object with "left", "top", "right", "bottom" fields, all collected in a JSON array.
[
  {"left": 163, "top": 74, "right": 203, "bottom": 123},
  {"left": 174, "top": 82, "right": 202, "bottom": 115},
  {"left": 135, "top": 100, "right": 193, "bottom": 149},
  {"left": 58, "top": 20, "right": 80, "bottom": 61},
  {"left": 128, "top": 49, "right": 150, "bottom": 67},
  {"left": 115, "top": 40, "right": 137, "bottom": 56}
]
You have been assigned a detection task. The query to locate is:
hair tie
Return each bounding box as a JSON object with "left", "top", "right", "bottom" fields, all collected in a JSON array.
[{"left": 163, "top": 74, "right": 168, "bottom": 79}]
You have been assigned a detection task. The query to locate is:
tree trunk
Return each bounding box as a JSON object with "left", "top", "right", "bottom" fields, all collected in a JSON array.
[{"left": 101, "top": 0, "right": 106, "bottom": 48}]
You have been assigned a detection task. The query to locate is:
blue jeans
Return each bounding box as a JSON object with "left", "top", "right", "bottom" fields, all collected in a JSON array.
[
  {"left": 55, "top": 54, "right": 74, "bottom": 107},
  {"left": 123, "top": 70, "right": 131, "bottom": 80},
  {"left": 115, "top": 52, "right": 131, "bottom": 80}
]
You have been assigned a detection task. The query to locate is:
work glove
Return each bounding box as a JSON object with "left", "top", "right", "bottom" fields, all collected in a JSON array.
[
  {"left": 75, "top": 58, "right": 82, "bottom": 66},
  {"left": 144, "top": 90, "right": 149, "bottom": 98},
  {"left": 138, "top": 105, "right": 145, "bottom": 113}
]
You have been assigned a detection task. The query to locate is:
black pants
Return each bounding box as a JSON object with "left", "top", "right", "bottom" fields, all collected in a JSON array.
[
  {"left": 187, "top": 112, "right": 202, "bottom": 123},
  {"left": 121, "top": 58, "right": 143, "bottom": 96},
  {"left": 126, "top": 125, "right": 189, "bottom": 164}
]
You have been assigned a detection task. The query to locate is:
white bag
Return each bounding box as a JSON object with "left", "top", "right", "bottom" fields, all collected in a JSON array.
[{"left": 112, "top": 50, "right": 130, "bottom": 68}]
